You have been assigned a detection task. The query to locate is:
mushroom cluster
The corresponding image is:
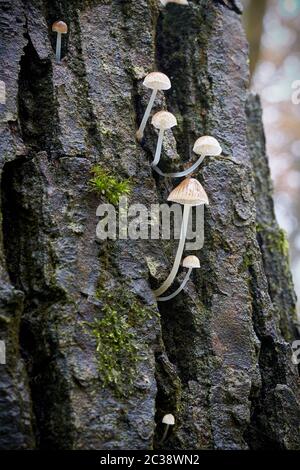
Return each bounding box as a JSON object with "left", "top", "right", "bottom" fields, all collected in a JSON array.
[
  {"left": 157, "top": 255, "right": 200, "bottom": 302},
  {"left": 136, "top": 70, "right": 222, "bottom": 301},
  {"left": 154, "top": 177, "right": 208, "bottom": 300}
]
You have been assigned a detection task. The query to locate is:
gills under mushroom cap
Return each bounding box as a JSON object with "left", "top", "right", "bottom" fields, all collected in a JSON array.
[
  {"left": 143, "top": 72, "right": 171, "bottom": 91},
  {"left": 182, "top": 255, "right": 200, "bottom": 269},
  {"left": 167, "top": 177, "right": 209, "bottom": 206},
  {"left": 162, "top": 414, "right": 175, "bottom": 425},
  {"left": 193, "top": 135, "right": 222, "bottom": 156},
  {"left": 152, "top": 111, "right": 177, "bottom": 130},
  {"left": 160, "top": 0, "right": 189, "bottom": 5},
  {"left": 52, "top": 21, "right": 68, "bottom": 34}
]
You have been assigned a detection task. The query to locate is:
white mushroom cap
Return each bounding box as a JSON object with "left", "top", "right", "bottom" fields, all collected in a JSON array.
[
  {"left": 182, "top": 255, "right": 200, "bottom": 269},
  {"left": 162, "top": 414, "right": 175, "bottom": 425},
  {"left": 143, "top": 72, "right": 171, "bottom": 91},
  {"left": 152, "top": 111, "right": 177, "bottom": 131},
  {"left": 160, "top": 0, "right": 189, "bottom": 5},
  {"left": 193, "top": 136, "right": 222, "bottom": 156},
  {"left": 52, "top": 21, "right": 68, "bottom": 34},
  {"left": 168, "top": 177, "right": 209, "bottom": 206}
]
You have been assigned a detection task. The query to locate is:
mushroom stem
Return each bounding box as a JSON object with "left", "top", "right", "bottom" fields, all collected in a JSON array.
[
  {"left": 159, "top": 424, "right": 170, "bottom": 445},
  {"left": 153, "top": 204, "right": 190, "bottom": 297},
  {"left": 136, "top": 89, "right": 157, "bottom": 141},
  {"left": 152, "top": 153, "right": 206, "bottom": 178},
  {"left": 157, "top": 268, "right": 192, "bottom": 301},
  {"left": 152, "top": 128, "right": 165, "bottom": 166},
  {"left": 55, "top": 32, "right": 62, "bottom": 62}
]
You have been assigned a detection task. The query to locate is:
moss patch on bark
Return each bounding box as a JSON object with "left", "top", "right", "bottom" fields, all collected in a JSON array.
[
  {"left": 83, "top": 286, "right": 157, "bottom": 396},
  {"left": 89, "top": 165, "right": 131, "bottom": 206}
]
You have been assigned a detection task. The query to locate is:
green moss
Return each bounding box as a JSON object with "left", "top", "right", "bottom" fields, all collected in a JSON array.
[
  {"left": 272, "top": 228, "right": 289, "bottom": 258},
  {"left": 89, "top": 165, "right": 131, "bottom": 206},
  {"left": 98, "top": 123, "right": 113, "bottom": 137},
  {"left": 256, "top": 223, "right": 290, "bottom": 258},
  {"left": 82, "top": 286, "right": 158, "bottom": 396},
  {"left": 241, "top": 252, "right": 253, "bottom": 272},
  {"left": 0, "top": 314, "right": 10, "bottom": 324}
]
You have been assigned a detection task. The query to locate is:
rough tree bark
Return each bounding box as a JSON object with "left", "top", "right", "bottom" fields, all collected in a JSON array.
[{"left": 0, "top": 0, "right": 299, "bottom": 450}]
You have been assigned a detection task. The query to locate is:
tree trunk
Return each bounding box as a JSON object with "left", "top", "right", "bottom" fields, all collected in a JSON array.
[{"left": 0, "top": 0, "right": 299, "bottom": 450}]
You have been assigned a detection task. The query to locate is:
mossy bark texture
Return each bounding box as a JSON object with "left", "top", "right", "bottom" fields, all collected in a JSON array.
[{"left": 0, "top": 0, "right": 299, "bottom": 450}]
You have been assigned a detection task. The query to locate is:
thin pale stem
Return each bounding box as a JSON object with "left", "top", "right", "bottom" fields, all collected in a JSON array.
[
  {"left": 159, "top": 424, "right": 170, "bottom": 445},
  {"left": 157, "top": 268, "right": 192, "bottom": 301},
  {"left": 152, "top": 153, "right": 206, "bottom": 178},
  {"left": 55, "top": 32, "right": 62, "bottom": 62},
  {"left": 137, "top": 89, "right": 157, "bottom": 140},
  {"left": 152, "top": 128, "right": 164, "bottom": 166},
  {"left": 153, "top": 204, "right": 190, "bottom": 298}
]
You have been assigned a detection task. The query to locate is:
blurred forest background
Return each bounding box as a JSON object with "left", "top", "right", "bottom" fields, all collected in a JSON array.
[{"left": 243, "top": 0, "right": 300, "bottom": 318}]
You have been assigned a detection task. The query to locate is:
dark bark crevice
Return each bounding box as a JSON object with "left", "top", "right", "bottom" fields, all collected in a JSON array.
[
  {"left": 18, "top": 36, "right": 59, "bottom": 157},
  {"left": 244, "top": 263, "right": 287, "bottom": 449},
  {"left": 155, "top": 5, "right": 211, "bottom": 163},
  {"left": 150, "top": 3, "right": 217, "bottom": 450},
  {"left": 40, "top": 0, "right": 104, "bottom": 158},
  {"left": 2, "top": 15, "right": 78, "bottom": 444},
  {"left": 1, "top": 158, "right": 74, "bottom": 449},
  {"left": 241, "top": 250, "right": 300, "bottom": 450},
  {"left": 153, "top": 350, "right": 182, "bottom": 449}
]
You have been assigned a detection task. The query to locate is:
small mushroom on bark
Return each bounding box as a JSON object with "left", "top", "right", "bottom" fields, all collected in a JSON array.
[
  {"left": 0, "top": 81, "right": 6, "bottom": 104},
  {"left": 160, "top": 0, "right": 189, "bottom": 5},
  {"left": 136, "top": 72, "right": 171, "bottom": 142},
  {"left": 153, "top": 177, "right": 208, "bottom": 298},
  {"left": 160, "top": 414, "right": 175, "bottom": 444},
  {"left": 157, "top": 255, "right": 200, "bottom": 301},
  {"left": 151, "top": 111, "right": 177, "bottom": 166},
  {"left": 152, "top": 135, "right": 222, "bottom": 178},
  {"left": 52, "top": 21, "right": 68, "bottom": 63},
  {"left": 193, "top": 135, "right": 222, "bottom": 157}
]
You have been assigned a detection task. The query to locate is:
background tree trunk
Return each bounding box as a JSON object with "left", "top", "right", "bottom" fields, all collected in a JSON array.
[
  {"left": 243, "top": 0, "right": 267, "bottom": 79},
  {"left": 0, "top": 0, "right": 299, "bottom": 450}
]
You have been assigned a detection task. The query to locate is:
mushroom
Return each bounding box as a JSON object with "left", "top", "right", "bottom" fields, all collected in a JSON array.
[
  {"left": 157, "top": 255, "right": 200, "bottom": 301},
  {"left": 136, "top": 72, "right": 171, "bottom": 142},
  {"left": 160, "top": 414, "right": 175, "bottom": 444},
  {"left": 193, "top": 135, "right": 222, "bottom": 157},
  {"left": 160, "top": 0, "right": 189, "bottom": 5},
  {"left": 151, "top": 111, "right": 177, "bottom": 166},
  {"left": 0, "top": 81, "right": 6, "bottom": 105},
  {"left": 153, "top": 177, "right": 208, "bottom": 298},
  {"left": 52, "top": 21, "right": 68, "bottom": 63},
  {"left": 152, "top": 135, "right": 222, "bottom": 178}
]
